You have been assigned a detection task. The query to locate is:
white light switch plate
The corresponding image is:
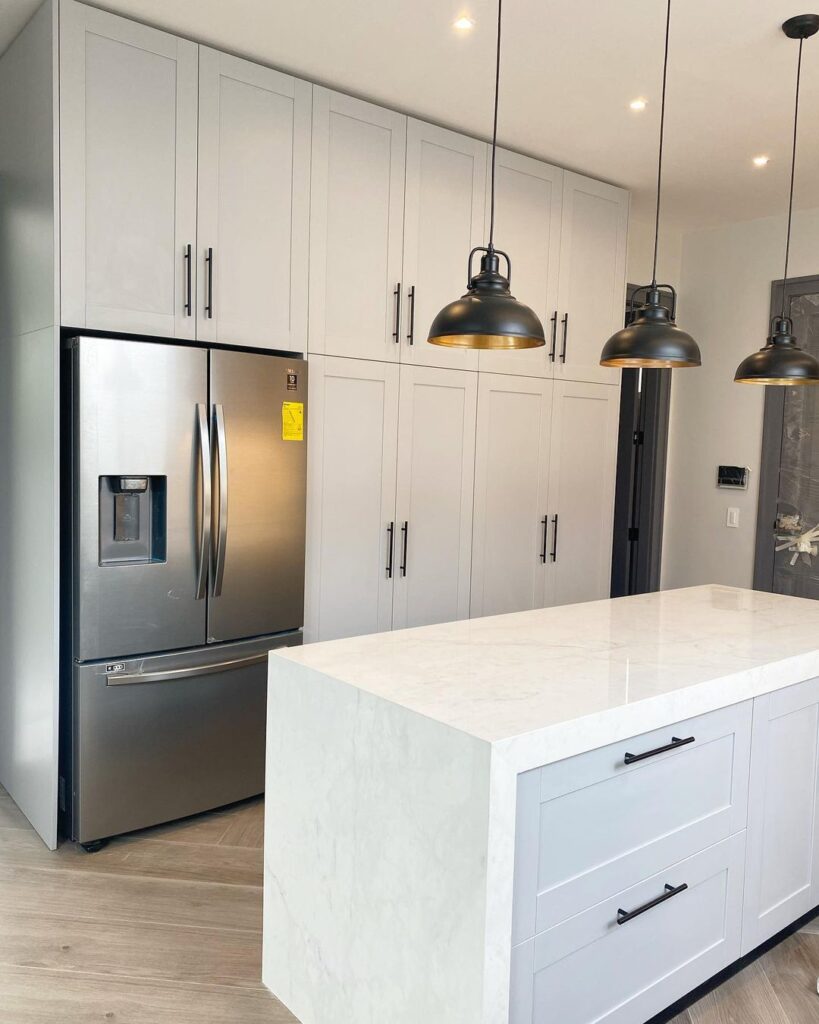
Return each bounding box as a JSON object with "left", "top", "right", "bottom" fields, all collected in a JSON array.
[{"left": 727, "top": 507, "right": 740, "bottom": 528}]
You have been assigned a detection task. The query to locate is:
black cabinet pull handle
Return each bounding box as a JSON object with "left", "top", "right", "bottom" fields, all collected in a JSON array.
[
  {"left": 400, "top": 521, "right": 409, "bottom": 577},
  {"left": 183, "top": 243, "right": 192, "bottom": 316},
  {"left": 540, "top": 515, "right": 548, "bottom": 563},
  {"left": 617, "top": 883, "right": 688, "bottom": 926},
  {"left": 550, "top": 514, "right": 559, "bottom": 562},
  {"left": 623, "top": 735, "right": 695, "bottom": 766},
  {"left": 386, "top": 522, "right": 395, "bottom": 579},
  {"left": 407, "top": 285, "right": 416, "bottom": 345},
  {"left": 549, "top": 311, "right": 557, "bottom": 362},
  {"left": 560, "top": 312, "right": 569, "bottom": 362},
  {"left": 205, "top": 247, "right": 214, "bottom": 319},
  {"left": 392, "top": 283, "right": 401, "bottom": 343}
]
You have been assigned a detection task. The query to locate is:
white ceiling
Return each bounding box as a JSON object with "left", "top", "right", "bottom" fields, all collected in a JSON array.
[{"left": 3, "top": 0, "right": 819, "bottom": 230}]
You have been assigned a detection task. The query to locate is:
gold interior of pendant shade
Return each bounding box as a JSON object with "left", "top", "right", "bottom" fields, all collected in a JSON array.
[
  {"left": 601, "top": 356, "right": 700, "bottom": 368},
  {"left": 734, "top": 376, "right": 819, "bottom": 385},
  {"left": 428, "top": 333, "right": 545, "bottom": 350}
]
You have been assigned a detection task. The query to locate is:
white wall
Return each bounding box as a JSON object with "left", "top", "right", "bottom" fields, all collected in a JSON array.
[
  {"left": 662, "top": 208, "right": 819, "bottom": 591},
  {"left": 626, "top": 214, "right": 683, "bottom": 292}
]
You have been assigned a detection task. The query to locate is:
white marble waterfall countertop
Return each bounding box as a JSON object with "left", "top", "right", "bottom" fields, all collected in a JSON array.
[{"left": 275, "top": 585, "right": 819, "bottom": 771}]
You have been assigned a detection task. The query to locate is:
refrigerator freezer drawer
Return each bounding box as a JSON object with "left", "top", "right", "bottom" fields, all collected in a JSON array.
[{"left": 70, "top": 633, "right": 300, "bottom": 844}]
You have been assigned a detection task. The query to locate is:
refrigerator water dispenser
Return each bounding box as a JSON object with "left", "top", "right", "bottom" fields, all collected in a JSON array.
[{"left": 99, "top": 476, "right": 167, "bottom": 565}]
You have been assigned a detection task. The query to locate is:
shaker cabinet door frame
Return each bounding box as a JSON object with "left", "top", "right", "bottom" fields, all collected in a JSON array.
[
  {"left": 478, "top": 150, "right": 563, "bottom": 379},
  {"left": 401, "top": 119, "right": 487, "bottom": 372},
  {"left": 471, "top": 373, "right": 553, "bottom": 618},
  {"left": 308, "top": 89, "right": 406, "bottom": 362},
  {"left": 60, "top": 0, "right": 198, "bottom": 338},
  {"left": 197, "top": 49, "right": 311, "bottom": 350},
  {"left": 556, "top": 171, "right": 628, "bottom": 386},
  {"left": 303, "top": 355, "right": 399, "bottom": 643}
]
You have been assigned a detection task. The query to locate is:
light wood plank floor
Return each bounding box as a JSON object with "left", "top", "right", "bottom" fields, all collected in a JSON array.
[{"left": 1, "top": 785, "right": 818, "bottom": 1022}]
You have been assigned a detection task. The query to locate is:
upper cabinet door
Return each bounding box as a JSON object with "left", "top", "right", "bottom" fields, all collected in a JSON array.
[
  {"left": 546, "top": 381, "right": 619, "bottom": 608},
  {"left": 197, "top": 50, "right": 311, "bottom": 351},
  {"left": 303, "top": 356, "right": 399, "bottom": 643},
  {"left": 479, "top": 151, "right": 563, "bottom": 379},
  {"left": 471, "top": 374, "right": 553, "bottom": 619},
  {"left": 60, "top": 1, "right": 198, "bottom": 338},
  {"left": 556, "top": 172, "right": 629, "bottom": 385},
  {"left": 308, "top": 89, "right": 406, "bottom": 362},
  {"left": 392, "top": 366, "right": 477, "bottom": 630},
  {"left": 401, "top": 120, "right": 487, "bottom": 371}
]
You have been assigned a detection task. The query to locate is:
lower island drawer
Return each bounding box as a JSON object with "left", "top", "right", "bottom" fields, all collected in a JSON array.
[
  {"left": 509, "top": 833, "right": 745, "bottom": 1024},
  {"left": 512, "top": 702, "right": 752, "bottom": 942}
]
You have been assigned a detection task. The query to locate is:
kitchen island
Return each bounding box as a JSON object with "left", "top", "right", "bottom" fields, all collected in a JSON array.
[{"left": 263, "top": 585, "right": 819, "bottom": 1024}]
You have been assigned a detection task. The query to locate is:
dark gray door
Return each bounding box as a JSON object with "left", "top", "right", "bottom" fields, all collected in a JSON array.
[
  {"left": 207, "top": 351, "right": 307, "bottom": 642},
  {"left": 74, "top": 336, "right": 209, "bottom": 660},
  {"left": 755, "top": 277, "right": 819, "bottom": 597}
]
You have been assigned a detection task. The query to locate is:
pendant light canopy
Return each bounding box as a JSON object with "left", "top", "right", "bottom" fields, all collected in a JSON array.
[
  {"left": 428, "top": 0, "right": 545, "bottom": 351},
  {"left": 735, "top": 14, "right": 819, "bottom": 385},
  {"left": 600, "top": 0, "right": 701, "bottom": 370}
]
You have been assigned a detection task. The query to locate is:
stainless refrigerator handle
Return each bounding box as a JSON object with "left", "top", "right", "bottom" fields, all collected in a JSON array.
[
  {"left": 195, "top": 403, "right": 212, "bottom": 600},
  {"left": 106, "top": 651, "right": 267, "bottom": 686},
  {"left": 212, "top": 403, "right": 229, "bottom": 597}
]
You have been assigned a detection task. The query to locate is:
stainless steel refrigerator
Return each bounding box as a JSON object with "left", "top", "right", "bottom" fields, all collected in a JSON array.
[{"left": 64, "top": 335, "right": 307, "bottom": 848}]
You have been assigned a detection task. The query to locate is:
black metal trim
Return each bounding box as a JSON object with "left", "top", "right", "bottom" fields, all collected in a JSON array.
[
  {"left": 406, "top": 285, "right": 416, "bottom": 345},
  {"left": 183, "top": 243, "right": 192, "bottom": 316},
  {"left": 617, "top": 882, "right": 688, "bottom": 925},
  {"left": 205, "top": 247, "right": 214, "bottom": 319},
  {"left": 559, "top": 312, "right": 569, "bottom": 362},
  {"left": 392, "top": 283, "right": 401, "bottom": 343},
  {"left": 623, "top": 735, "right": 695, "bottom": 765},
  {"left": 386, "top": 522, "right": 395, "bottom": 579},
  {"left": 400, "top": 521, "right": 408, "bottom": 577}
]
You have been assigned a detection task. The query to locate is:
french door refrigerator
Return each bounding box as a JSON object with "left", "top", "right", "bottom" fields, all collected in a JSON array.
[{"left": 65, "top": 335, "right": 307, "bottom": 848}]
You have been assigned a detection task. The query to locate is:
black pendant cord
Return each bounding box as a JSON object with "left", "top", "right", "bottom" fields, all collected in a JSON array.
[
  {"left": 651, "top": 0, "right": 672, "bottom": 289},
  {"left": 781, "top": 36, "right": 804, "bottom": 318},
  {"left": 487, "top": 0, "right": 502, "bottom": 250}
]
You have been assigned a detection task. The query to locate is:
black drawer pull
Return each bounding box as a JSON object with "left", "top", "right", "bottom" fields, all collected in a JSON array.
[
  {"left": 623, "top": 735, "right": 695, "bottom": 765},
  {"left": 400, "top": 520, "right": 409, "bottom": 577},
  {"left": 392, "top": 283, "right": 402, "bottom": 343},
  {"left": 386, "top": 522, "right": 395, "bottom": 579},
  {"left": 549, "top": 311, "right": 557, "bottom": 362},
  {"left": 540, "top": 515, "right": 548, "bottom": 563},
  {"left": 617, "top": 882, "right": 688, "bottom": 926},
  {"left": 560, "top": 312, "right": 569, "bottom": 362},
  {"left": 407, "top": 285, "right": 416, "bottom": 345},
  {"left": 550, "top": 513, "right": 559, "bottom": 562}
]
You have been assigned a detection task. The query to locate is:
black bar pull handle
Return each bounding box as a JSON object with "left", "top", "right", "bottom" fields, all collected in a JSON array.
[
  {"left": 560, "top": 312, "right": 569, "bottom": 362},
  {"left": 386, "top": 522, "right": 395, "bottom": 579},
  {"left": 400, "top": 521, "right": 409, "bottom": 577},
  {"left": 407, "top": 285, "right": 416, "bottom": 345},
  {"left": 205, "top": 247, "right": 214, "bottom": 319},
  {"left": 540, "top": 516, "right": 548, "bottom": 563},
  {"left": 183, "top": 243, "right": 192, "bottom": 316},
  {"left": 393, "top": 283, "right": 402, "bottom": 343},
  {"left": 549, "top": 311, "right": 558, "bottom": 362},
  {"left": 617, "top": 883, "right": 688, "bottom": 926},
  {"left": 623, "top": 735, "right": 695, "bottom": 766},
  {"left": 550, "top": 514, "right": 559, "bottom": 562}
]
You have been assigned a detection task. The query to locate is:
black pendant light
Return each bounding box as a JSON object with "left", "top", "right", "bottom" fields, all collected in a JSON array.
[
  {"left": 600, "top": 0, "right": 701, "bottom": 369},
  {"left": 428, "top": 0, "right": 545, "bottom": 350},
  {"left": 734, "top": 14, "right": 819, "bottom": 386}
]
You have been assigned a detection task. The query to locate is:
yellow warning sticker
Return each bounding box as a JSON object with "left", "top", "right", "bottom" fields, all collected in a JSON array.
[{"left": 282, "top": 401, "right": 304, "bottom": 441}]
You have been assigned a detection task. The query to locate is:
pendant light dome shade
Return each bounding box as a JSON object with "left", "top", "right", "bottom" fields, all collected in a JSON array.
[
  {"left": 600, "top": 285, "right": 700, "bottom": 368},
  {"left": 735, "top": 13, "right": 819, "bottom": 385},
  {"left": 734, "top": 316, "right": 819, "bottom": 384},
  {"left": 428, "top": 246, "right": 545, "bottom": 350}
]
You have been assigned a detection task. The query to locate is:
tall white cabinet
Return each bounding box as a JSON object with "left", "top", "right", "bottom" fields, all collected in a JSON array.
[{"left": 60, "top": 3, "right": 199, "bottom": 337}]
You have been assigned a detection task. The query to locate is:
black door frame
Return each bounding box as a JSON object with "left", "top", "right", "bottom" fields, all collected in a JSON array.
[
  {"left": 753, "top": 273, "right": 819, "bottom": 591},
  {"left": 610, "top": 286, "right": 673, "bottom": 597}
]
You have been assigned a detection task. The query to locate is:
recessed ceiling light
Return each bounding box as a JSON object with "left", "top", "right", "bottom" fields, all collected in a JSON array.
[
  {"left": 453, "top": 15, "right": 475, "bottom": 31},
  {"left": 752, "top": 155, "right": 770, "bottom": 168},
  {"left": 629, "top": 98, "right": 648, "bottom": 111}
]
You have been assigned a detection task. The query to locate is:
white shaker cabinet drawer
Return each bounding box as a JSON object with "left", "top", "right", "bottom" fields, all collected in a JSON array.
[
  {"left": 510, "top": 833, "right": 745, "bottom": 1024},
  {"left": 512, "top": 702, "right": 752, "bottom": 941}
]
